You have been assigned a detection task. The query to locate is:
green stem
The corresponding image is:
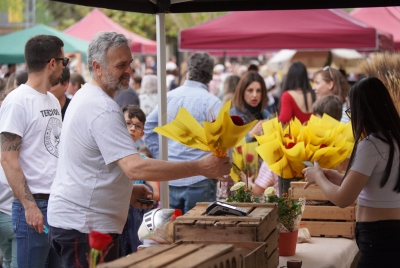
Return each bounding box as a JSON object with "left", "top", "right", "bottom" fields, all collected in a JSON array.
[{"left": 90, "top": 249, "right": 100, "bottom": 268}]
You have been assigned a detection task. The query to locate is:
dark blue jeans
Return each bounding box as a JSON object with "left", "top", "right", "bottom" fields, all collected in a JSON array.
[
  {"left": 119, "top": 182, "right": 153, "bottom": 256},
  {"left": 169, "top": 179, "right": 217, "bottom": 214},
  {"left": 48, "top": 226, "right": 119, "bottom": 268},
  {"left": 12, "top": 198, "right": 62, "bottom": 268},
  {"left": 355, "top": 220, "right": 400, "bottom": 268}
]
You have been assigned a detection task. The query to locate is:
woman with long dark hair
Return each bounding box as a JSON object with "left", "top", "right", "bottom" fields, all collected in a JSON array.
[
  {"left": 279, "top": 62, "right": 316, "bottom": 124},
  {"left": 231, "top": 71, "right": 269, "bottom": 141},
  {"left": 303, "top": 77, "right": 400, "bottom": 267}
]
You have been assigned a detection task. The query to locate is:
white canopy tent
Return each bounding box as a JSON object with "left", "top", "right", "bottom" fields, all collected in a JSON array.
[{"left": 267, "top": 49, "right": 366, "bottom": 72}]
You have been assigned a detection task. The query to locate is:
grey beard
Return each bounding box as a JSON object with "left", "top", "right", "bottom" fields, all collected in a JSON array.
[{"left": 103, "top": 73, "right": 129, "bottom": 92}]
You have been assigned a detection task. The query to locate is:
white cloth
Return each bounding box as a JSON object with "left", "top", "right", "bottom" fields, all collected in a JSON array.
[
  {"left": 139, "top": 93, "right": 158, "bottom": 116},
  {"left": 0, "top": 84, "right": 61, "bottom": 194},
  {"left": 166, "top": 74, "right": 175, "bottom": 91},
  {"left": 351, "top": 135, "right": 400, "bottom": 208},
  {"left": 48, "top": 83, "right": 138, "bottom": 234},
  {"left": 279, "top": 237, "right": 359, "bottom": 268}
]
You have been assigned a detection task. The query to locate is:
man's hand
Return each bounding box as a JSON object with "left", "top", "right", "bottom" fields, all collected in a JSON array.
[
  {"left": 198, "top": 154, "right": 232, "bottom": 179},
  {"left": 130, "top": 184, "right": 154, "bottom": 209},
  {"left": 25, "top": 204, "right": 44, "bottom": 233}
]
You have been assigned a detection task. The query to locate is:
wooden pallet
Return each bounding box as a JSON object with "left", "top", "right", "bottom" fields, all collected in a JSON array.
[
  {"left": 98, "top": 243, "right": 245, "bottom": 268},
  {"left": 290, "top": 182, "right": 356, "bottom": 238}
]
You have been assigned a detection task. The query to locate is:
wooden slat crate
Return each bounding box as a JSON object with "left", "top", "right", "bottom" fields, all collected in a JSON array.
[
  {"left": 174, "top": 202, "right": 278, "bottom": 267},
  {"left": 174, "top": 202, "right": 278, "bottom": 243},
  {"left": 290, "top": 182, "right": 356, "bottom": 238},
  {"left": 98, "top": 243, "right": 245, "bottom": 268},
  {"left": 177, "top": 241, "right": 267, "bottom": 268}
]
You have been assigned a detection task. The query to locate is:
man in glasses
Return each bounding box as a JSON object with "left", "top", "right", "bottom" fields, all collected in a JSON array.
[
  {"left": 47, "top": 31, "right": 231, "bottom": 266},
  {"left": 0, "top": 34, "right": 65, "bottom": 267}
]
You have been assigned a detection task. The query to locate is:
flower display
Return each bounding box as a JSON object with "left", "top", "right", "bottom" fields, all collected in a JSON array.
[
  {"left": 227, "top": 183, "right": 305, "bottom": 233},
  {"left": 265, "top": 187, "right": 305, "bottom": 233},
  {"left": 226, "top": 181, "right": 258, "bottom": 203},
  {"left": 153, "top": 100, "right": 257, "bottom": 157},
  {"left": 255, "top": 114, "right": 354, "bottom": 179}
]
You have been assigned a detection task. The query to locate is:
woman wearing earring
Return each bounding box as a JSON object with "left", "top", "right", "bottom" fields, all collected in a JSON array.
[
  {"left": 303, "top": 77, "right": 400, "bottom": 268},
  {"left": 313, "top": 66, "right": 351, "bottom": 123},
  {"left": 278, "top": 62, "right": 316, "bottom": 124},
  {"left": 231, "top": 71, "right": 270, "bottom": 142}
]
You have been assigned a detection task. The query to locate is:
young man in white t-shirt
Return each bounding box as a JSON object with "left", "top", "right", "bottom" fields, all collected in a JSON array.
[
  {"left": 0, "top": 34, "right": 67, "bottom": 267},
  {"left": 47, "top": 31, "right": 231, "bottom": 266}
]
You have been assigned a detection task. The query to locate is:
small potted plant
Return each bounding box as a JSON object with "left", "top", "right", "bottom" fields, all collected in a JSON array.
[{"left": 227, "top": 182, "right": 305, "bottom": 256}]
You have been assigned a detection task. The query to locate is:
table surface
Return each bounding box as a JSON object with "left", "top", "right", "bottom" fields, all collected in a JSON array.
[{"left": 279, "top": 237, "right": 359, "bottom": 268}]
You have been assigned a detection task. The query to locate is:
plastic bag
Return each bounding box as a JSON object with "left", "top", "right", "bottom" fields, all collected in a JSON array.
[
  {"left": 297, "top": 228, "right": 311, "bottom": 243},
  {"left": 138, "top": 208, "right": 182, "bottom": 247}
]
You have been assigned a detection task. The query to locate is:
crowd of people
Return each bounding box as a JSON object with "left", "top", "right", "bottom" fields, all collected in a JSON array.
[{"left": 0, "top": 31, "right": 399, "bottom": 268}]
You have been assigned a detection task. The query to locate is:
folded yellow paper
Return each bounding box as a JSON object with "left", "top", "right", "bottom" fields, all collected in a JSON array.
[
  {"left": 154, "top": 100, "right": 258, "bottom": 158},
  {"left": 256, "top": 114, "right": 354, "bottom": 179}
]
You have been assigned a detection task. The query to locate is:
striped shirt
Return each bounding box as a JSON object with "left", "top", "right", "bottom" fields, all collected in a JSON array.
[
  {"left": 255, "top": 161, "right": 279, "bottom": 196},
  {"left": 144, "top": 80, "right": 221, "bottom": 187}
]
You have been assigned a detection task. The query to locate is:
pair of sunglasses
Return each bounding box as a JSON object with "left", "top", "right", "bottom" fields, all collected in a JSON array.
[{"left": 47, "top": 57, "right": 69, "bottom": 67}]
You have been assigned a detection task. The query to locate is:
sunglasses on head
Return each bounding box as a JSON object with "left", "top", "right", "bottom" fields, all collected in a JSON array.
[
  {"left": 47, "top": 57, "right": 69, "bottom": 67},
  {"left": 323, "top": 65, "right": 333, "bottom": 80}
]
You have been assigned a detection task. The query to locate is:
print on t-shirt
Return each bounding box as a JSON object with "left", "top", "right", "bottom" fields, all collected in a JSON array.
[{"left": 44, "top": 117, "right": 62, "bottom": 158}]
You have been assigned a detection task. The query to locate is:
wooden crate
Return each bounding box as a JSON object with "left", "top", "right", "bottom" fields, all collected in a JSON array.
[
  {"left": 290, "top": 182, "right": 356, "bottom": 238},
  {"left": 177, "top": 241, "right": 267, "bottom": 268},
  {"left": 174, "top": 202, "right": 278, "bottom": 243},
  {"left": 98, "top": 243, "right": 245, "bottom": 268}
]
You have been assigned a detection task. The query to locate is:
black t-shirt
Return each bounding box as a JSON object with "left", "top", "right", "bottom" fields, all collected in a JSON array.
[{"left": 61, "top": 97, "right": 71, "bottom": 121}]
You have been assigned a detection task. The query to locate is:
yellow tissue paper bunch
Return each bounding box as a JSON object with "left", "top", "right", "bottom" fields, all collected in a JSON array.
[
  {"left": 153, "top": 100, "right": 257, "bottom": 158},
  {"left": 255, "top": 114, "right": 354, "bottom": 179}
]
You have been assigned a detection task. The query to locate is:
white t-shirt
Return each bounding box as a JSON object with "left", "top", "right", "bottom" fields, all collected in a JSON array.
[
  {"left": 48, "top": 83, "right": 138, "bottom": 234},
  {"left": 351, "top": 135, "right": 400, "bottom": 208},
  {"left": 0, "top": 84, "right": 62, "bottom": 194}
]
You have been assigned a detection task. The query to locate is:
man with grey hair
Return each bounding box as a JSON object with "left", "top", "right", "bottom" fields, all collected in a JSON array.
[
  {"left": 144, "top": 52, "right": 222, "bottom": 214},
  {"left": 47, "top": 33, "right": 230, "bottom": 265}
]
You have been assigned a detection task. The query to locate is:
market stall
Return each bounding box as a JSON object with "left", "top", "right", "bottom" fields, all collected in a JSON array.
[
  {"left": 351, "top": 7, "right": 400, "bottom": 50},
  {"left": 179, "top": 9, "right": 393, "bottom": 52},
  {"left": 64, "top": 8, "right": 157, "bottom": 54}
]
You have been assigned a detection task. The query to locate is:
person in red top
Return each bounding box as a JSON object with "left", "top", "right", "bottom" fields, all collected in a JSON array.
[{"left": 278, "top": 62, "right": 316, "bottom": 124}]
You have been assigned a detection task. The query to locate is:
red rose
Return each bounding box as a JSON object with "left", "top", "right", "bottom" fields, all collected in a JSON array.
[
  {"left": 236, "top": 146, "right": 243, "bottom": 154},
  {"left": 89, "top": 231, "right": 113, "bottom": 251},
  {"left": 285, "top": 142, "right": 296, "bottom": 149},
  {"left": 246, "top": 153, "right": 254, "bottom": 163},
  {"left": 230, "top": 116, "right": 244, "bottom": 126}
]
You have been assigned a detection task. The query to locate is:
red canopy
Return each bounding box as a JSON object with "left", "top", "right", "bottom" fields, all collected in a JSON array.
[
  {"left": 351, "top": 7, "right": 400, "bottom": 50},
  {"left": 64, "top": 8, "right": 157, "bottom": 54},
  {"left": 179, "top": 9, "right": 393, "bottom": 53}
]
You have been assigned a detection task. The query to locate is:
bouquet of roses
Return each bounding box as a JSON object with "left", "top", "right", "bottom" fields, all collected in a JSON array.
[
  {"left": 153, "top": 100, "right": 257, "bottom": 158},
  {"left": 255, "top": 114, "right": 354, "bottom": 179}
]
